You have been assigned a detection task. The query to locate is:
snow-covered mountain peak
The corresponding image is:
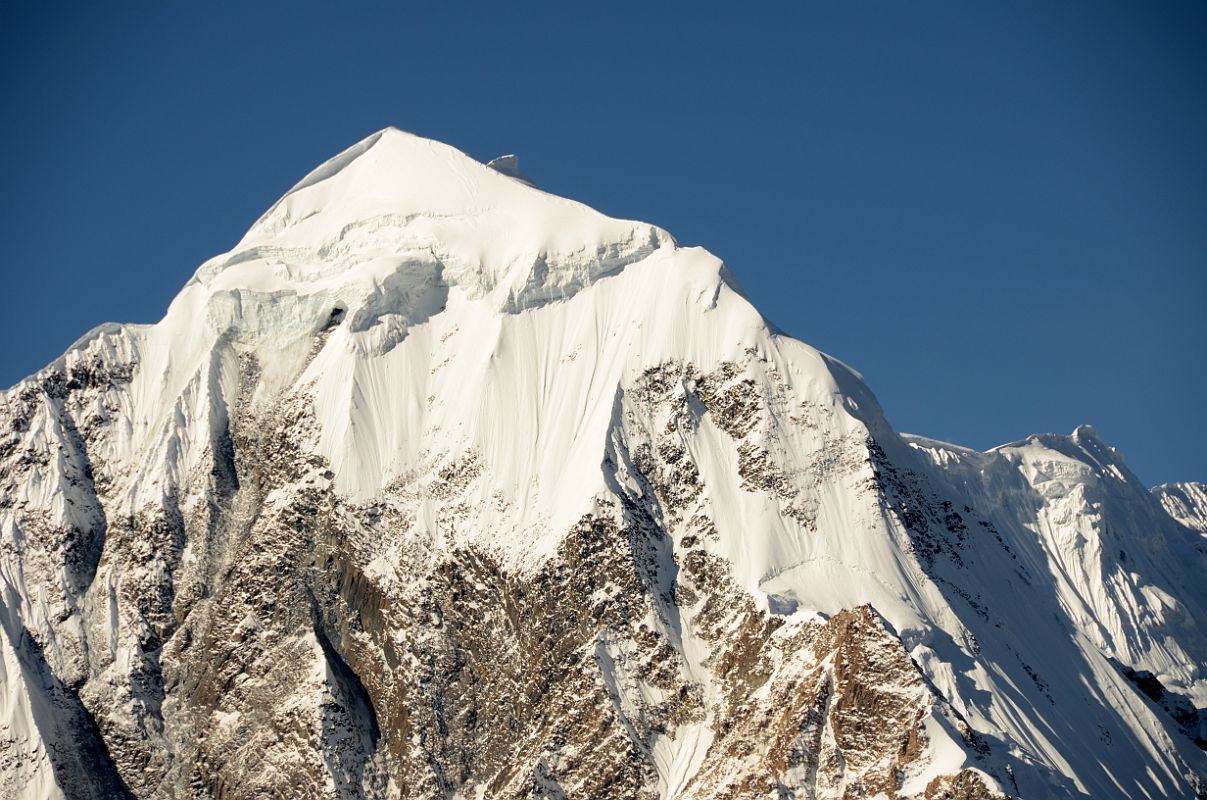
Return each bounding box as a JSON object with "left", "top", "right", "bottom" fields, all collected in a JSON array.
[
  {"left": 2, "top": 130, "right": 1204, "bottom": 800},
  {"left": 168, "top": 127, "right": 680, "bottom": 358},
  {"left": 986, "top": 423, "right": 1127, "bottom": 479},
  {"left": 1156, "top": 481, "right": 1207, "bottom": 535},
  {"left": 30, "top": 128, "right": 772, "bottom": 528}
]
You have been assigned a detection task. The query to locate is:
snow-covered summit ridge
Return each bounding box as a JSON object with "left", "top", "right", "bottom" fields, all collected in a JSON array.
[{"left": 178, "top": 128, "right": 675, "bottom": 351}]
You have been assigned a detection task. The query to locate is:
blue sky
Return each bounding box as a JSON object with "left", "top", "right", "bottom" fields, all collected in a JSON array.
[{"left": 2, "top": 2, "right": 1204, "bottom": 485}]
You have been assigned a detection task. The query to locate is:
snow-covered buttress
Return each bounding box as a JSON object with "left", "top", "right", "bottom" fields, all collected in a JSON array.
[{"left": 1, "top": 128, "right": 1203, "bottom": 799}]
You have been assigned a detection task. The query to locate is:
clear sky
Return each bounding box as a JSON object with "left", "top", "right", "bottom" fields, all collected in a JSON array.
[{"left": 2, "top": 2, "right": 1204, "bottom": 486}]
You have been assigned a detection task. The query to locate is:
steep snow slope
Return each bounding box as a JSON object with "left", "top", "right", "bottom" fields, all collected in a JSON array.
[
  {"left": 0, "top": 128, "right": 1203, "bottom": 799},
  {"left": 1155, "top": 482, "right": 1207, "bottom": 535}
]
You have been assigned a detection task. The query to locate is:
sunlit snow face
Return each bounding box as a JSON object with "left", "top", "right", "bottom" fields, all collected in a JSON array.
[
  {"left": 174, "top": 128, "right": 673, "bottom": 355},
  {"left": 188, "top": 220, "right": 665, "bottom": 355},
  {"left": 197, "top": 249, "right": 447, "bottom": 354}
]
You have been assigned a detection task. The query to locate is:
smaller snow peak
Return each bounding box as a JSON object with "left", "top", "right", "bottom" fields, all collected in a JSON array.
[
  {"left": 1005, "top": 425, "right": 1117, "bottom": 463},
  {"left": 1154, "top": 482, "right": 1207, "bottom": 534},
  {"left": 996, "top": 426, "right": 1143, "bottom": 495}
]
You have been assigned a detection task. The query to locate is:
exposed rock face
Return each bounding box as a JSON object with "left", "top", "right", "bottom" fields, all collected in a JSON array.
[{"left": 1, "top": 129, "right": 1204, "bottom": 799}]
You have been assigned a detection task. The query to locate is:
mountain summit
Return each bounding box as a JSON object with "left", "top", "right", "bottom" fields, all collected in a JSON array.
[{"left": 1, "top": 130, "right": 1204, "bottom": 799}]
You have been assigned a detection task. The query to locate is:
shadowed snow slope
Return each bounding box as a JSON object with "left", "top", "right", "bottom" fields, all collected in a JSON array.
[{"left": 0, "top": 128, "right": 1203, "bottom": 799}]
